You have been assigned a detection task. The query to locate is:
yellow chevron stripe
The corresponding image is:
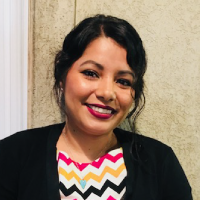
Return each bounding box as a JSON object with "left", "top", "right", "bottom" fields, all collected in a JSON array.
[
  {"left": 59, "top": 163, "right": 125, "bottom": 183},
  {"left": 59, "top": 167, "right": 81, "bottom": 182},
  {"left": 84, "top": 163, "right": 125, "bottom": 183}
]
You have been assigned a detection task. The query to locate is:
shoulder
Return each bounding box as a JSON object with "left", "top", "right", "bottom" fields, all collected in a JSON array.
[
  {"left": 140, "top": 133, "right": 172, "bottom": 157},
  {"left": 115, "top": 128, "right": 174, "bottom": 163},
  {"left": 115, "top": 128, "right": 192, "bottom": 199},
  {"left": 115, "top": 128, "right": 171, "bottom": 151},
  {"left": 0, "top": 123, "right": 64, "bottom": 153}
]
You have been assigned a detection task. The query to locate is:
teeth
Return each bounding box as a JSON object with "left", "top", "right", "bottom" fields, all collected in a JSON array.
[{"left": 90, "top": 106, "right": 112, "bottom": 114}]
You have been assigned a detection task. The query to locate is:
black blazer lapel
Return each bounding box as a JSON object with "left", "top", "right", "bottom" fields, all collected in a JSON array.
[{"left": 46, "top": 123, "right": 65, "bottom": 200}]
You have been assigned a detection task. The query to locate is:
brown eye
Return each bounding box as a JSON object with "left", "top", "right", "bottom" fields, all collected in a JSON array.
[
  {"left": 82, "top": 70, "right": 99, "bottom": 78},
  {"left": 117, "top": 79, "right": 131, "bottom": 87}
]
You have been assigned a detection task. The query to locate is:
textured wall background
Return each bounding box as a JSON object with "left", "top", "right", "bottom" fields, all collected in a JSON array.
[
  {"left": 30, "top": 0, "right": 75, "bottom": 126},
  {"left": 30, "top": 0, "right": 200, "bottom": 199}
]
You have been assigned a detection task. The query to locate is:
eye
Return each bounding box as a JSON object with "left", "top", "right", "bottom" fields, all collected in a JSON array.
[
  {"left": 117, "top": 79, "right": 132, "bottom": 87},
  {"left": 81, "top": 70, "right": 99, "bottom": 79}
]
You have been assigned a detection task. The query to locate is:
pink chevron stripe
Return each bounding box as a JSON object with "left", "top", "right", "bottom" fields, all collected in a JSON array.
[
  {"left": 57, "top": 152, "right": 89, "bottom": 170},
  {"left": 57, "top": 151, "right": 123, "bottom": 171},
  {"left": 107, "top": 196, "right": 116, "bottom": 200},
  {"left": 91, "top": 153, "right": 123, "bottom": 169}
]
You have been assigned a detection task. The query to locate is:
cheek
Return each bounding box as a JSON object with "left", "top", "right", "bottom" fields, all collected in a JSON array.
[
  {"left": 119, "top": 94, "right": 133, "bottom": 110},
  {"left": 64, "top": 79, "right": 94, "bottom": 101},
  {"left": 65, "top": 75, "right": 81, "bottom": 90}
]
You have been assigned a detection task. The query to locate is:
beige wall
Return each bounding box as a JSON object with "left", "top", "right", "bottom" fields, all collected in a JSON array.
[{"left": 29, "top": 0, "right": 200, "bottom": 199}]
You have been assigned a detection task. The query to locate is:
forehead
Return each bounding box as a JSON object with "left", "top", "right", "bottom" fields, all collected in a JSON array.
[
  {"left": 84, "top": 36, "right": 126, "bottom": 55},
  {"left": 78, "top": 37, "right": 131, "bottom": 70}
]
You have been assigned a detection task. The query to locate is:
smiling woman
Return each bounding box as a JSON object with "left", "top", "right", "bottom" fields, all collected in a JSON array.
[
  {"left": 0, "top": 15, "right": 192, "bottom": 200},
  {"left": 59, "top": 37, "right": 134, "bottom": 140}
]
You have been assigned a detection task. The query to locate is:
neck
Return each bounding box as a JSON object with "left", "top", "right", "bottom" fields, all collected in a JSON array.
[{"left": 59, "top": 125, "right": 118, "bottom": 163}]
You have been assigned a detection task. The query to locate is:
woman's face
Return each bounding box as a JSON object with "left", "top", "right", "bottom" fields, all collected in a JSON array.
[{"left": 63, "top": 37, "right": 135, "bottom": 136}]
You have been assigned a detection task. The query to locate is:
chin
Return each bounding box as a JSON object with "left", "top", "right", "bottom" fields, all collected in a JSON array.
[{"left": 83, "top": 123, "right": 118, "bottom": 136}]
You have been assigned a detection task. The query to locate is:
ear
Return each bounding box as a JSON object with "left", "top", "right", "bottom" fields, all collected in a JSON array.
[{"left": 130, "top": 89, "right": 135, "bottom": 100}]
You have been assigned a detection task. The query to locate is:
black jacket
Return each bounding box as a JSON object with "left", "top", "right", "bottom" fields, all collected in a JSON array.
[{"left": 0, "top": 123, "right": 192, "bottom": 200}]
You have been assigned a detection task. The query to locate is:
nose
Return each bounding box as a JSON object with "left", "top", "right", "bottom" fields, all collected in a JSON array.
[{"left": 95, "top": 78, "right": 116, "bottom": 102}]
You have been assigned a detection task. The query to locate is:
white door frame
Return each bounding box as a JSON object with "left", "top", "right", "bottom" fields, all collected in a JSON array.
[{"left": 0, "top": 0, "right": 29, "bottom": 139}]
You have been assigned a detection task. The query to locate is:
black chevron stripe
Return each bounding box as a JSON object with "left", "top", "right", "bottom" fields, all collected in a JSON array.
[{"left": 60, "top": 177, "right": 126, "bottom": 199}]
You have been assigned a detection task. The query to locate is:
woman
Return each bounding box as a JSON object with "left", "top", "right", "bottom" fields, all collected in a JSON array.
[{"left": 0, "top": 15, "right": 192, "bottom": 200}]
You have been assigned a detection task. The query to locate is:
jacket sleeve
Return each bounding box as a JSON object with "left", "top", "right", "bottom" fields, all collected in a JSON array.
[
  {"left": 161, "top": 148, "right": 193, "bottom": 200},
  {"left": 0, "top": 139, "right": 19, "bottom": 200}
]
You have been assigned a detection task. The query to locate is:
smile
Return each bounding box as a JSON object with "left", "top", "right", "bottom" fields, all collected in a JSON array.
[
  {"left": 90, "top": 105, "right": 112, "bottom": 114},
  {"left": 85, "top": 104, "right": 116, "bottom": 119}
]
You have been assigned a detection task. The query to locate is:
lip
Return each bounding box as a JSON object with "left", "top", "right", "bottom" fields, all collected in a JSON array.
[{"left": 85, "top": 103, "right": 116, "bottom": 119}]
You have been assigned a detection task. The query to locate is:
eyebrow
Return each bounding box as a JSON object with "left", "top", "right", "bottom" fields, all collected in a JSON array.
[
  {"left": 80, "top": 60, "right": 135, "bottom": 77},
  {"left": 80, "top": 60, "right": 103, "bottom": 70}
]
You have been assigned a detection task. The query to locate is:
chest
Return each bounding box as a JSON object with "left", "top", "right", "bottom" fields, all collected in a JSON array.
[{"left": 57, "top": 148, "right": 127, "bottom": 200}]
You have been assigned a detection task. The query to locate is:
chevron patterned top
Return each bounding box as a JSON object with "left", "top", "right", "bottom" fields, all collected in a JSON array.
[{"left": 57, "top": 147, "right": 127, "bottom": 200}]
